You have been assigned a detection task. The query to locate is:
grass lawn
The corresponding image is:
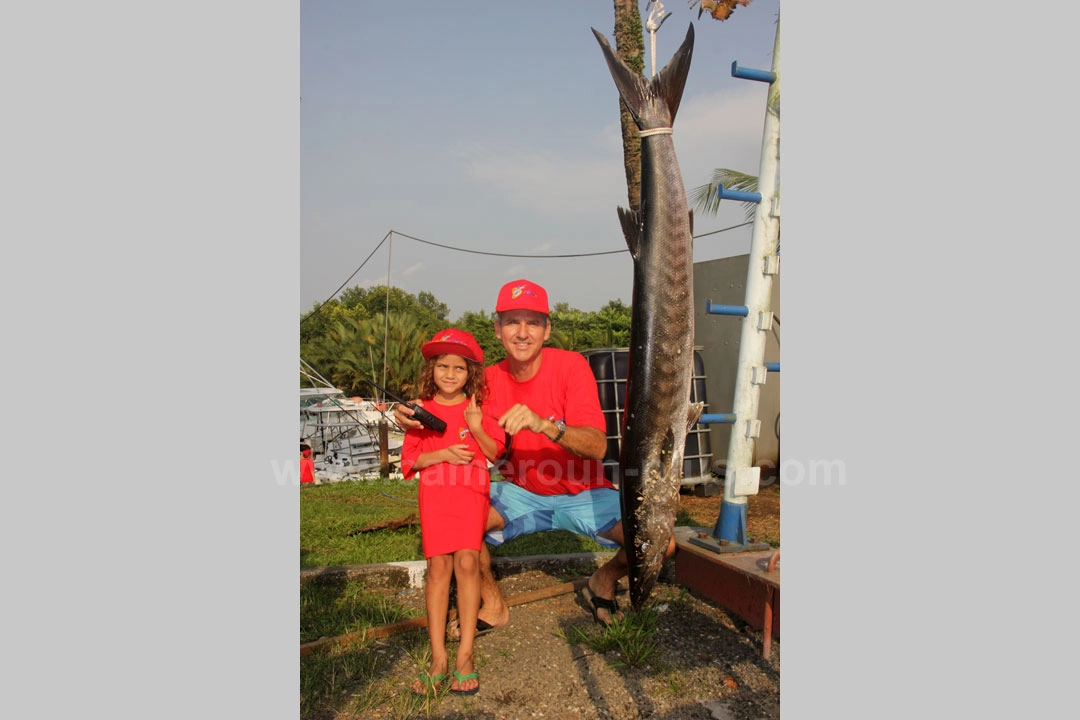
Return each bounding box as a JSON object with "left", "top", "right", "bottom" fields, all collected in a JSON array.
[
  {"left": 299, "top": 477, "right": 735, "bottom": 568},
  {"left": 300, "top": 478, "right": 617, "bottom": 568}
]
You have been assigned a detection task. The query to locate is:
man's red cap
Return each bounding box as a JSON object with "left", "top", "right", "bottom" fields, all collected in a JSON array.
[
  {"left": 495, "top": 279, "right": 550, "bottom": 315},
  {"left": 421, "top": 328, "right": 484, "bottom": 363}
]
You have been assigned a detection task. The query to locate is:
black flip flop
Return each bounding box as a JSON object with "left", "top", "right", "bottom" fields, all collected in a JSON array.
[{"left": 581, "top": 585, "right": 621, "bottom": 626}]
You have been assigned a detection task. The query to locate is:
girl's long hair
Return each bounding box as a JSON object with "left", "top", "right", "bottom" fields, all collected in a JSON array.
[{"left": 417, "top": 355, "right": 488, "bottom": 404}]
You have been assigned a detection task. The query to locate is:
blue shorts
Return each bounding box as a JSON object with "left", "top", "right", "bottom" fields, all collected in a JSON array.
[{"left": 485, "top": 481, "right": 621, "bottom": 549}]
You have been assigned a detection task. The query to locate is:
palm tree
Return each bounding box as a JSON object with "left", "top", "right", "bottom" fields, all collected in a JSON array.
[
  {"left": 357, "top": 311, "right": 429, "bottom": 397},
  {"left": 612, "top": 0, "right": 646, "bottom": 208}
]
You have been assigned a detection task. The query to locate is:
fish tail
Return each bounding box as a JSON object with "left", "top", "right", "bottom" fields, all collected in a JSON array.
[{"left": 591, "top": 24, "right": 695, "bottom": 128}]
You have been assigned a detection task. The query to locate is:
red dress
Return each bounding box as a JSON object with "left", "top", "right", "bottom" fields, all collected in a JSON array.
[{"left": 400, "top": 398, "right": 502, "bottom": 558}]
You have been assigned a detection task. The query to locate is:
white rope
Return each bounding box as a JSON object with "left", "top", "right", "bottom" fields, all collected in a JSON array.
[
  {"left": 645, "top": 0, "right": 671, "bottom": 78},
  {"left": 650, "top": 26, "right": 657, "bottom": 77},
  {"left": 639, "top": 127, "right": 673, "bottom": 137}
]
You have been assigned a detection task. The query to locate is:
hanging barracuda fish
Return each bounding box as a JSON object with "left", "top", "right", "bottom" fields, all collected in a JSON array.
[{"left": 592, "top": 23, "right": 704, "bottom": 610}]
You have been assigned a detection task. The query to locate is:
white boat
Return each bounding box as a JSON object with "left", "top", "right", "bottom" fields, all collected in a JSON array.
[{"left": 300, "top": 361, "right": 405, "bottom": 481}]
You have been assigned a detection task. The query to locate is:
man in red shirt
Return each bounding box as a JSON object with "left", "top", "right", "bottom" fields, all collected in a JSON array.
[{"left": 397, "top": 279, "right": 671, "bottom": 631}]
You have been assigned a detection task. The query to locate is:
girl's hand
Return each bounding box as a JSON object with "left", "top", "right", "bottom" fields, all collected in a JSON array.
[
  {"left": 443, "top": 444, "right": 475, "bottom": 465},
  {"left": 464, "top": 395, "right": 483, "bottom": 430},
  {"left": 393, "top": 399, "right": 425, "bottom": 430}
]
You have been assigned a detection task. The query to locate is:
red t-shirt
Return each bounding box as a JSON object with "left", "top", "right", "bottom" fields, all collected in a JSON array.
[{"left": 484, "top": 347, "right": 611, "bottom": 496}]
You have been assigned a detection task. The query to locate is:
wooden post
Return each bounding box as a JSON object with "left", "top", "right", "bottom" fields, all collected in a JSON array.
[
  {"left": 762, "top": 586, "right": 774, "bottom": 660},
  {"left": 378, "top": 418, "right": 389, "bottom": 474}
]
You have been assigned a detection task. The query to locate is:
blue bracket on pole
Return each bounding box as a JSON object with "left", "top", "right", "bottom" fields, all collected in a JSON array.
[
  {"left": 717, "top": 184, "right": 762, "bottom": 204},
  {"left": 699, "top": 413, "right": 736, "bottom": 425},
  {"left": 765, "top": 362, "right": 779, "bottom": 373},
  {"left": 731, "top": 60, "right": 776, "bottom": 84},
  {"left": 705, "top": 300, "right": 749, "bottom": 316}
]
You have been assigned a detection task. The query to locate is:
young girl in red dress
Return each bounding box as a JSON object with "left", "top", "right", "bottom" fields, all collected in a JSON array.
[{"left": 400, "top": 328, "right": 503, "bottom": 697}]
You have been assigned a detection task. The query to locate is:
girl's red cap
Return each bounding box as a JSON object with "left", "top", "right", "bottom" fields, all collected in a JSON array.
[{"left": 421, "top": 328, "right": 483, "bottom": 363}]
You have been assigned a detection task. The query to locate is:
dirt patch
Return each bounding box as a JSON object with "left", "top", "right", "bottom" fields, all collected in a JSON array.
[{"left": 344, "top": 566, "right": 780, "bottom": 720}]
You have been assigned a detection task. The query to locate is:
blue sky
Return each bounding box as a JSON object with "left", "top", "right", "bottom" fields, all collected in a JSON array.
[{"left": 302, "top": 0, "right": 781, "bottom": 320}]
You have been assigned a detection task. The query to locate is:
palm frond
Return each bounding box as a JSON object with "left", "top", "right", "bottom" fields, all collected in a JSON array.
[{"left": 688, "top": 168, "right": 759, "bottom": 221}]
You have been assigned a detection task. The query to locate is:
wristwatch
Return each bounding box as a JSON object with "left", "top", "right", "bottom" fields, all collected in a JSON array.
[{"left": 550, "top": 419, "right": 567, "bottom": 444}]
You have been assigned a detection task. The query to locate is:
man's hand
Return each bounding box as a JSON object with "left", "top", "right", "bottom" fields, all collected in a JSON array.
[
  {"left": 499, "top": 403, "right": 607, "bottom": 460},
  {"left": 393, "top": 398, "right": 425, "bottom": 430},
  {"left": 498, "top": 403, "right": 546, "bottom": 436}
]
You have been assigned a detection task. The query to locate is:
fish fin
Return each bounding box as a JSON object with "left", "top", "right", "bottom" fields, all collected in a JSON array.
[
  {"left": 654, "top": 24, "right": 695, "bottom": 123},
  {"left": 591, "top": 28, "right": 650, "bottom": 127},
  {"left": 618, "top": 206, "right": 642, "bottom": 260},
  {"left": 687, "top": 402, "right": 705, "bottom": 431}
]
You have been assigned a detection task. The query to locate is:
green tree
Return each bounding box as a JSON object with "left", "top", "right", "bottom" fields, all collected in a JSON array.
[
  {"left": 417, "top": 291, "right": 450, "bottom": 322},
  {"left": 301, "top": 286, "right": 457, "bottom": 392},
  {"left": 595, "top": 299, "right": 632, "bottom": 347},
  {"left": 300, "top": 299, "right": 369, "bottom": 353},
  {"left": 357, "top": 311, "right": 429, "bottom": 397},
  {"left": 302, "top": 308, "right": 430, "bottom": 398},
  {"left": 550, "top": 303, "right": 585, "bottom": 351},
  {"left": 303, "top": 319, "right": 372, "bottom": 396},
  {"left": 342, "top": 285, "right": 448, "bottom": 338}
]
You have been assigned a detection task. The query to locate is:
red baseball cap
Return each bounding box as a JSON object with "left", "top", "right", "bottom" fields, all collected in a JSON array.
[
  {"left": 495, "top": 279, "right": 550, "bottom": 315},
  {"left": 421, "top": 328, "right": 484, "bottom": 363}
]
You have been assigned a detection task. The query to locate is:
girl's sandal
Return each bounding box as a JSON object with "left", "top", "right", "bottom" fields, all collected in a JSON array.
[
  {"left": 449, "top": 669, "right": 479, "bottom": 696},
  {"left": 412, "top": 672, "right": 446, "bottom": 697}
]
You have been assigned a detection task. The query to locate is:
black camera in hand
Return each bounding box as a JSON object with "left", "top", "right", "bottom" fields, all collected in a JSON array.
[
  {"left": 365, "top": 379, "right": 447, "bottom": 434},
  {"left": 402, "top": 402, "right": 447, "bottom": 434}
]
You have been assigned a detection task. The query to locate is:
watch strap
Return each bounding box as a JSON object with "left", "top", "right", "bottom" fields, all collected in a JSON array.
[{"left": 551, "top": 420, "right": 566, "bottom": 444}]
